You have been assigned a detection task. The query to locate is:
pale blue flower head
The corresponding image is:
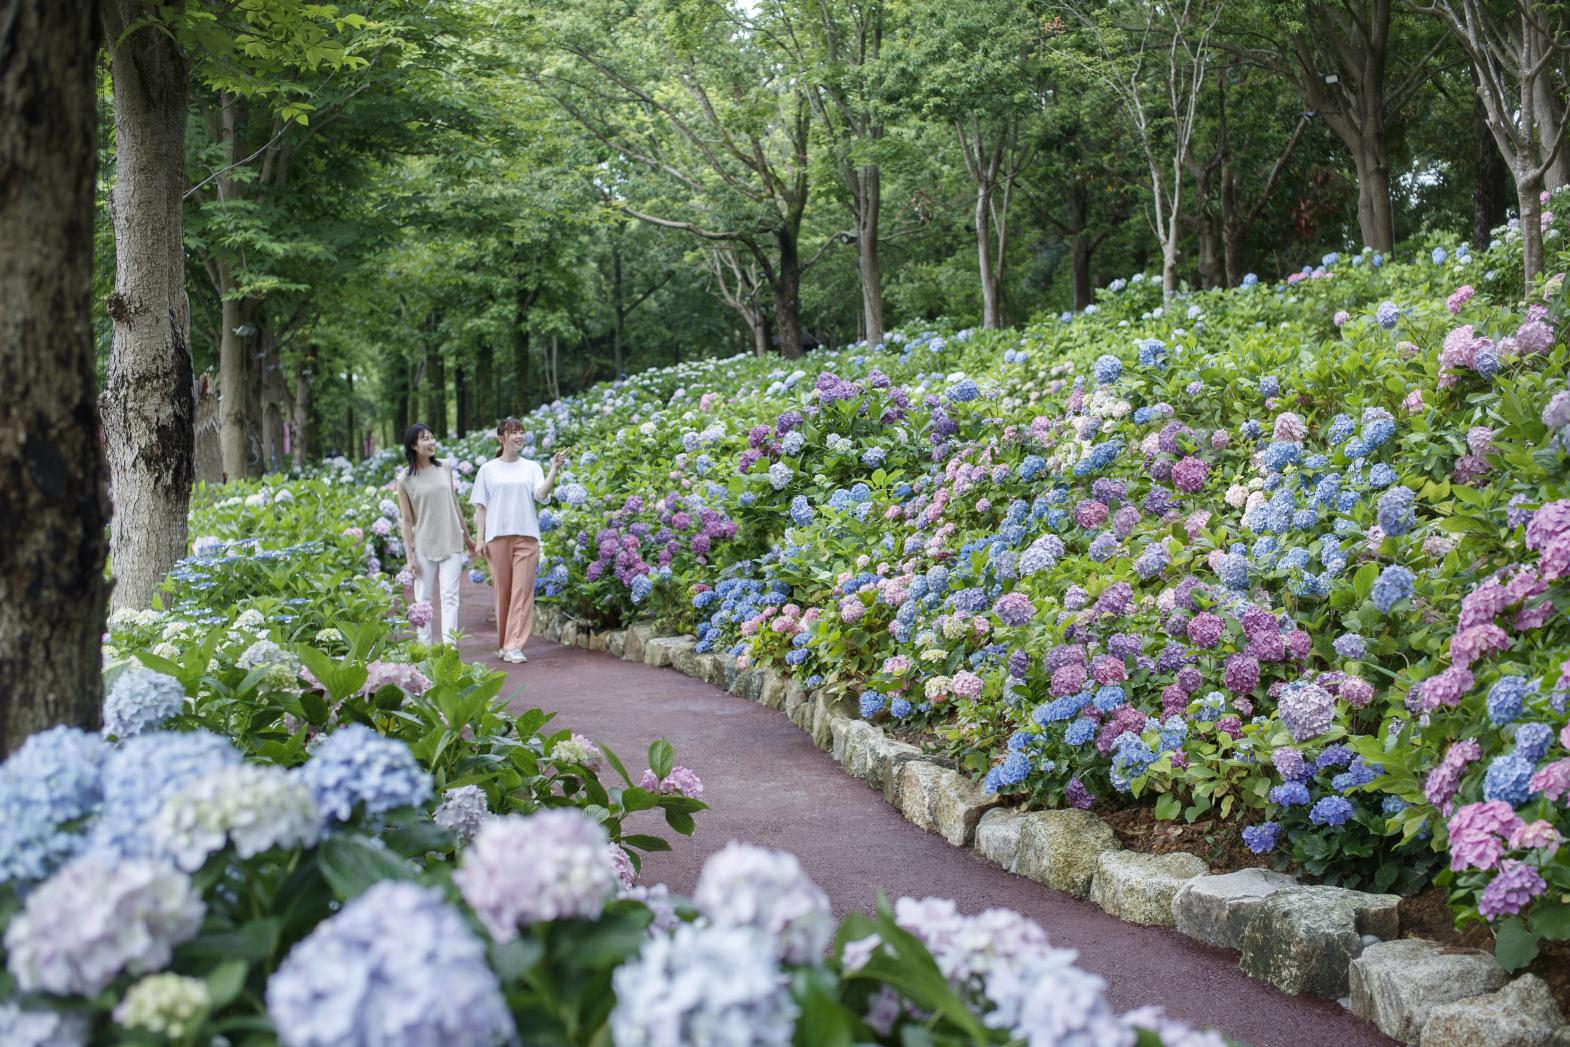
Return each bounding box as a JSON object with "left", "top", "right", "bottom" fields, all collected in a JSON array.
[
  {"left": 300, "top": 725, "right": 432, "bottom": 825},
  {"left": 104, "top": 666, "right": 186, "bottom": 739}
]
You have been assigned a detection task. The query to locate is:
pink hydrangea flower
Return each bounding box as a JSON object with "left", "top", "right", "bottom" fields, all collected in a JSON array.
[
  {"left": 1425, "top": 738, "right": 1481, "bottom": 813},
  {"left": 1446, "top": 285, "right": 1475, "bottom": 314},
  {"left": 1171, "top": 456, "right": 1209, "bottom": 493},
  {"left": 1508, "top": 820, "right": 1563, "bottom": 856},
  {"left": 1447, "top": 800, "right": 1523, "bottom": 872},
  {"left": 1529, "top": 759, "right": 1570, "bottom": 803}
]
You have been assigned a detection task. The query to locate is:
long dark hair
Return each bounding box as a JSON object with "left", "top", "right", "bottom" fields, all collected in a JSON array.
[{"left": 402, "top": 424, "right": 440, "bottom": 472}]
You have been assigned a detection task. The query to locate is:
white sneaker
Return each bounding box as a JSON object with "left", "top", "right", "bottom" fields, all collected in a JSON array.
[
  {"left": 496, "top": 649, "right": 508, "bottom": 661},
  {"left": 515, "top": 651, "right": 528, "bottom": 663},
  {"left": 503, "top": 649, "right": 526, "bottom": 664}
]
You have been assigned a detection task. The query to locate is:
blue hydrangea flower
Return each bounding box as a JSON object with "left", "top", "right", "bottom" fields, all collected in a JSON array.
[
  {"left": 1310, "top": 796, "right": 1354, "bottom": 827},
  {"left": 2, "top": 725, "right": 109, "bottom": 827},
  {"left": 1064, "top": 718, "right": 1097, "bottom": 746},
  {"left": 1327, "top": 414, "right": 1355, "bottom": 445},
  {"left": 1093, "top": 355, "right": 1122, "bottom": 384},
  {"left": 1375, "top": 486, "right": 1416, "bottom": 535},
  {"left": 1259, "top": 375, "right": 1281, "bottom": 398},
  {"left": 1333, "top": 633, "right": 1367, "bottom": 660},
  {"left": 1487, "top": 676, "right": 1536, "bottom": 726},
  {"left": 300, "top": 725, "right": 433, "bottom": 825},
  {"left": 1514, "top": 722, "right": 1553, "bottom": 764},
  {"left": 946, "top": 378, "right": 980, "bottom": 402},
  {"left": 1242, "top": 822, "right": 1280, "bottom": 853},
  {"left": 859, "top": 691, "right": 885, "bottom": 719},
  {"left": 1375, "top": 301, "right": 1400, "bottom": 329},
  {"left": 104, "top": 666, "right": 186, "bottom": 739},
  {"left": 788, "top": 496, "right": 814, "bottom": 527},
  {"left": 1380, "top": 795, "right": 1409, "bottom": 816},
  {"left": 89, "top": 730, "right": 241, "bottom": 860},
  {"left": 1371, "top": 565, "right": 1414, "bottom": 613},
  {"left": 1482, "top": 754, "right": 1535, "bottom": 806},
  {"left": 1092, "top": 686, "right": 1126, "bottom": 712},
  {"left": 630, "top": 575, "right": 654, "bottom": 604},
  {"left": 1269, "top": 781, "right": 1310, "bottom": 807},
  {"left": 889, "top": 697, "right": 912, "bottom": 718},
  {"left": 267, "top": 881, "right": 513, "bottom": 1047}
]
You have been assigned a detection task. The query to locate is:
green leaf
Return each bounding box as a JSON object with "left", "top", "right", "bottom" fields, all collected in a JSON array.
[
  {"left": 619, "top": 787, "right": 660, "bottom": 813},
  {"left": 1494, "top": 917, "right": 1540, "bottom": 972},
  {"left": 181, "top": 918, "right": 282, "bottom": 964},
  {"left": 317, "top": 835, "right": 414, "bottom": 900},
  {"left": 1530, "top": 901, "right": 1570, "bottom": 941},
  {"left": 618, "top": 833, "right": 672, "bottom": 853},
  {"left": 205, "top": 958, "right": 250, "bottom": 1008},
  {"left": 648, "top": 738, "right": 674, "bottom": 780},
  {"left": 490, "top": 936, "right": 545, "bottom": 982}
]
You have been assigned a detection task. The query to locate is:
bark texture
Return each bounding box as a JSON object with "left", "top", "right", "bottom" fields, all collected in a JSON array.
[
  {"left": 0, "top": 0, "right": 110, "bottom": 752},
  {"left": 100, "top": 0, "right": 194, "bottom": 611}
]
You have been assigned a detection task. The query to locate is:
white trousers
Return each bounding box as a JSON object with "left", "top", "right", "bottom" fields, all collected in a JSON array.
[{"left": 413, "top": 549, "right": 465, "bottom": 645}]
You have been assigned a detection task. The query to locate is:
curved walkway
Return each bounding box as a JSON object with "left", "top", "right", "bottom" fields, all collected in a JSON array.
[{"left": 456, "top": 583, "right": 1392, "bottom": 1047}]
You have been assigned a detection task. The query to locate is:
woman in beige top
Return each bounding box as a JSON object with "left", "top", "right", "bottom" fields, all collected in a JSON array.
[{"left": 396, "top": 424, "right": 477, "bottom": 645}]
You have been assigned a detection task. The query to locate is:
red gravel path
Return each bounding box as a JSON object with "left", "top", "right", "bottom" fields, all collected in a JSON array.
[{"left": 457, "top": 583, "right": 1392, "bottom": 1047}]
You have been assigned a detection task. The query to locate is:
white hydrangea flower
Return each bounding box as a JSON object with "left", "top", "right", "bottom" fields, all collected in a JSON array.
[
  {"left": 453, "top": 810, "right": 618, "bottom": 941},
  {"left": 233, "top": 609, "right": 266, "bottom": 632},
  {"left": 113, "top": 973, "right": 210, "bottom": 1039},
  {"left": 150, "top": 764, "right": 320, "bottom": 871},
  {"left": 610, "top": 924, "right": 797, "bottom": 1047},
  {"left": 693, "top": 843, "right": 832, "bottom": 964},
  {"left": 5, "top": 856, "right": 204, "bottom": 995},
  {"left": 237, "top": 640, "right": 301, "bottom": 692},
  {"left": 433, "top": 785, "right": 491, "bottom": 846}
]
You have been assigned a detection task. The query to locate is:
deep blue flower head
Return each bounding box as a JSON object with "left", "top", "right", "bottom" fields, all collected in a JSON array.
[
  {"left": 1376, "top": 485, "right": 1416, "bottom": 535},
  {"left": 1315, "top": 744, "right": 1355, "bottom": 770},
  {"left": 1262, "top": 442, "right": 1302, "bottom": 473},
  {"left": 1367, "top": 464, "right": 1397, "bottom": 489},
  {"left": 1361, "top": 414, "right": 1396, "bottom": 451},
  {"left": 788, "top": 495, "right": 814, "bottom": 527},
  {"left": 859, "top": 690, "right": 886, "bottom": 718},
  {"left": 1376, "top": 301, "right": 1400, "bottom": 329},
  {"left": 1242, "top": 822, "right": 1280, "bottom": 853},
  {"left": 946, "top": 378, "right": 980, "bottom": 402},
  {"left": 1371, "top": 565, "right": 1414, "bottom": 612},
  {"left": 1093, "top": 685, "right": 1126, "bottom": 712},
  {"left": 1482, "top": 754, "right": 1534, "bottom": 806},
  {"left": 1326, "top": 414, "right": 1355, "bottom": 445},
  {"left": 1137, "top": 339, "right": 1167, "bottom": 369},
  {"left": 1093, "top": 355, "right": 1122, "bottom": 384},
  {"left": 1487, "top": 675, "right": 1536, "bottom": 726},
  {"left": 1064, "top": 717, "right": 1097, "bottom": 746},
  {"left": 1259, "top": 375, "right": 1281, "bottom": 398},
  {"left": 1310, "top": 795, "right": 1354, "bottom": 827},
  {"left": 1331, "top": 759, "right": 1378, "bottom": 792},
  {"left": 890, "top": 697, "right": 913, "bottom": 718},
  {"left": 1513, "top": 722, "right": 1552, "bottom": 763},
  {"left": 630, "top": 575, "right": 654, "bottom": 604},
  {"left": 1269, "top": 781, "right": 1311, "bottom": 807},
  {"left": 301, "top": 725, "right": 433, "bottom": 825}
]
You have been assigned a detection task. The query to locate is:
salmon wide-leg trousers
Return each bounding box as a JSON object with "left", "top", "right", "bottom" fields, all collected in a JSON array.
[{"left": 487, "top": 535, "right": 540, "bottom": 651}]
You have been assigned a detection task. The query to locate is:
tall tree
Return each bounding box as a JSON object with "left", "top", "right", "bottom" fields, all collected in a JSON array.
[
  {"left": 1415, "top": 0, "right": 1570, "bottom": 288},
  {"left": 1, "top": 0, "right": 110, "bottom": 751},
  {"left": 529, "top": 0, "right": 813, "bottom": 356}
]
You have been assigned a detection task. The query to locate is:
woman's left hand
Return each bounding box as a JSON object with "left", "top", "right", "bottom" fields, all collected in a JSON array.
[{"left": 551, "top": 450, "right": 567, "bottom": 470}]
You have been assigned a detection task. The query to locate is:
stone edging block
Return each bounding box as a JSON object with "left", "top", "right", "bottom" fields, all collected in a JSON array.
[
  {"left": 1014, "top": 808, "right": 1122, "bottom": 898},
  {"left": 1349, "top": 938, "right": 1509, "bottom": 1044},
  {"left": 1088, "top": 850, "right": 1209, "bottom": 927}
]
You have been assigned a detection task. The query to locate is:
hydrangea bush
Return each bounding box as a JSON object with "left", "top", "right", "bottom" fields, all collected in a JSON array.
[{"left": 358, "top": 206, "right": 1570, "bottom": 971}]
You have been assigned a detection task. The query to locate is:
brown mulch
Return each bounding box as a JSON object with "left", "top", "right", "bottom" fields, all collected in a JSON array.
[
  {"left": 1100, "top": 806, "right": 1281, "bottom": 872},
  {"left": 1399, "top": 887, "right": 1570, "bottom": 1016}
]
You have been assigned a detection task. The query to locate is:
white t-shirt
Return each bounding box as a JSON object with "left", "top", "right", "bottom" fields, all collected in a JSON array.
[{"left": 470, "top": 457, "right": 549, "bottom": 542}]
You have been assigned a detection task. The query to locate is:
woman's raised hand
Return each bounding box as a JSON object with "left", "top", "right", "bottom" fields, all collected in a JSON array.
[{"left": 551, "top": 450, "right": 568, "bottom": 469}]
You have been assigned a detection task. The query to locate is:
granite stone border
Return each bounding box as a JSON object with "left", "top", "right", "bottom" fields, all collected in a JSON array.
[{"left": 532, "top": 605, "right": 1568, "bottom": 1045}]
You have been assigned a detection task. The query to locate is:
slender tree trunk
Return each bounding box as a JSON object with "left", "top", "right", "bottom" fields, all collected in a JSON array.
[
  {"left": 100, "top": 0, "right": 193, "bottom": 610},
  {"left": 1064, "top": 185, "right": 1094, "bottom": 310},
  {"left": 475, "top": 343, "right": 494, "bottom": 428},
  {"left": 512, "top": 267, "right": 531, "bottom": 415},
  {"left": 291, "top": 351, "right": 311, "bottom": 467},
  {"left": 975, "top": 184, "right": 999, "bottom": 328},
  {"left": 0, "top": 0, "right": 110, "bottom": 751},
  {"left": 217, "top": 280, "right": 248, "bottom": 480},
  {"left": 857, "top": 166, "right": 884, "bottom": 347},
  {"left": 344, "top": 370, "right": 356, "bottom": 456},
  {"left": 751, "top": 312, "right": 769, "bottom": 358},
  {"left": 426, "top": 339, "right": 447, "bottom": 436},
  {"left": 772, "top": 227, "right": 803, "bottom": 358},
  {"left": 1532, "top": 57, "right": 1569, "bottom": 192},
  {"left": 611, "top": 241, "right": 625, "bottom": 376},
  {"left": 1472, "top": 91, "right": 1509, "bottom": 250},
  {"left": 1517, "top": 169, "right": 1546, "bottom": 289},
  {"left": 455, "top": 363, "right": 469, "bottom": 435}
]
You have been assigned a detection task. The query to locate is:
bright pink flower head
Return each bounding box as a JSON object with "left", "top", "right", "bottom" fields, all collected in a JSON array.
[
  {"left": 1508, "top": 819, "right": 1563, "bottom": 856},
  {"left": 1447, "top": 800, "right": 1523, "bottom": 872},
  {"left": 1449, "top": 624, "right": 1511, "bottom": 669},
  {"left": 1446, "top": 285, "right": 1475, "bottom": 314},
  {"left": 1530, "top": 759, "right": 1570, "bottom": 803}
]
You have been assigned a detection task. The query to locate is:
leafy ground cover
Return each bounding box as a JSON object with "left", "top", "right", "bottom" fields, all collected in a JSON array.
[{"left": 326, "top": 204, "right": 1570, "bottom": 977}]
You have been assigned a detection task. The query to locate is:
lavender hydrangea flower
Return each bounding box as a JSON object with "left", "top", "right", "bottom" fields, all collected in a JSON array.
[
  {"left": 1371, "top": 565, "right": 1415, "bottom": 612},
  {"left": 1278, "top": 682, "right": 1335, "bottom": 742},
  {"left": 611, "top": 923, "right": 797, "bottom": 1047},
  {"left": 5, "top": 856, "right": 204, "bottom": 995},
  {"left": 300, "top": 725, "right": 432, "bottom": 825},
  {"left": 103, "top": 667, "right": 186, "bottom": 739},
  {"left": 434, "top": 785, "right": 491, "bottom": 845},
  {"left": 1242, "top": 822, "right": 1281, "bottom": 853},
  {"left": 454, "top": 810, "right": 618, "bottom": 941},
  {"left": 1477, "top": 860, "right": 1547, "bottom": 920},
  {"left": 693, "top": 842, "right": 833, "bottom": 964},
  {"left": 149, "top": 764, "right": 321, "bottom": 872},
  {"left": 266, "top": 881, "right": 513, "bottom": 1047},
  {"left": 992, "top": 593, "right": 1036, "bottom": 626},
  {"left": 0, "top": 1002, "right": 89, "bottom": 1047},
  {"left": 1333, "top": 633, "right": 1367, "bottom": 660}
]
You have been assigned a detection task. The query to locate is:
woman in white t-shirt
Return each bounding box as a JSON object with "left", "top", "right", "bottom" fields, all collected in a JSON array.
[{"left": 470, "top": 418, "right": 564, "bottom": 663}]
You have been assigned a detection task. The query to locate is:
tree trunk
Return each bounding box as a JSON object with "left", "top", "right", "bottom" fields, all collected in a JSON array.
[
  {"left": 344, "top": 369, "right": 356, "bottom": 457},
  {"left": 426, "top": 340, "right": 447, "bottom": 436},
  {"left": 474, "top": 343, "right": 494, "bottom": 429},
  {"left": 751, "top": 312, "right": 769, "bottom": 357},
  {"left": 512, "top": 270, "right": 531, "bottom": 415},
  {"left": 611, "top": 240, "right": 625, "bottom": 376},
  {"left": 1517, "top": 168, "right": 1546, "bottom": 289},
  {"left": 291, "top": 351, "right": 311, "bottom": 467},
  {"left": 1351, "top": 139, "right": 1395, "bottom": 253},
  {"left": 454, "top": 363, "right": 469, "bottom": 436},
  {"left": 1532, "top": 62, "right": 1569, "bottom": 192},
  {"left": 0, "top": 0, "right": 110, "bottom": 752},
  {"left": 772, "top": 227, "right": 803, "bottom": 358},
  {"left": 100, "top": 0, "right": 193, "bottom": 611},
  {"left": 975, "top": 184, "right": 999, "bottom": 328},
  {"left": 857, "top": 166, "right": 884, "bottom": 348},
  {"left": 217, "top": 282, "right": 249, "bottom": 480},
  {"left": 1472, "top": 90, "right": 1509, "bottom": 250}
]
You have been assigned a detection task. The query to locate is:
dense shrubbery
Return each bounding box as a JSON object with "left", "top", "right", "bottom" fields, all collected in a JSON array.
[
  {"left": 1, "top": 461, "right": 1217, "bottom": 1044},
  {"left": 334, "top": 205, "right": 1570, "bottom": 972}
]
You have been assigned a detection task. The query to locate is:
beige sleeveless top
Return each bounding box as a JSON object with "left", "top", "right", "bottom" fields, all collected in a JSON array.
[{"left": 399, "top": 462, "right": 464, "bottom": 559}]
